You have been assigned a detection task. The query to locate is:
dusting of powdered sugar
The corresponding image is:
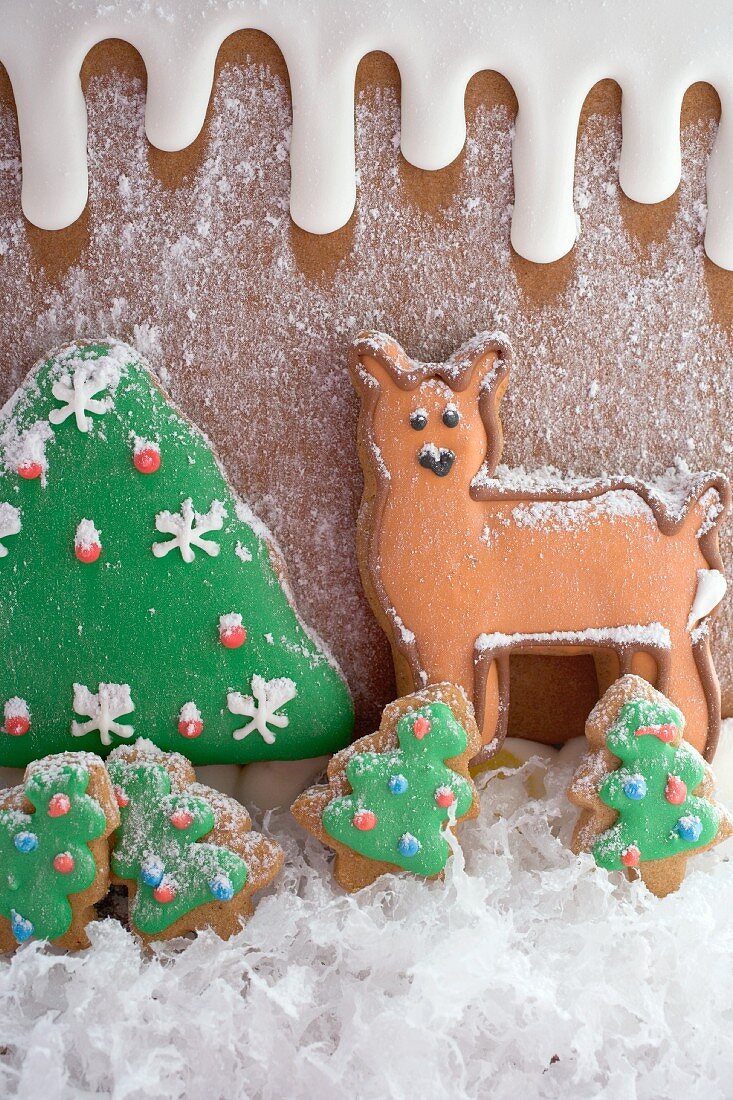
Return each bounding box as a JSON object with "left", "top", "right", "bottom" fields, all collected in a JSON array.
[{"left": 0, "top": 63, "right": 731, "bottom": 729}]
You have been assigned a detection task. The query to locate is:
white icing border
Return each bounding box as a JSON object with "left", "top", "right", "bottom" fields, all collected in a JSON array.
[{"left": 3, "top": 1, "right": 733, "bottom": 266}]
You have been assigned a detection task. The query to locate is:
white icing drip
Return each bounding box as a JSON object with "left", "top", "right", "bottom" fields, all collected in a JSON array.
[
  {"left": 687, "top": 569, "right": 728, "bottom": 632},
  {"left": 227, "top": 675, "right": 297, "bottom": 744},
  {"left": 71, "top": 682, "right": 135, "bottom": 747},
  {"left": 3, "top": 1, "right": 733, "bottom": 266},
  {"left": 476, "top": 623, "right": 672, "bottom": 652}
]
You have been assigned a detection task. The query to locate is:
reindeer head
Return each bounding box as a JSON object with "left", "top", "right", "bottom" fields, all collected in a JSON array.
[{"left": 350, "top": 331, "right": 512, "bottom": 494}]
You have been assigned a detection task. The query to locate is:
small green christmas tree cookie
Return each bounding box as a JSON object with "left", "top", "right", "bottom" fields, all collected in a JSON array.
[
  {"left": 569, "top": 675, "right": 733, "bottom": 897},
  {"left": 108, "top": 741, "right": 283, "bottom": 941},
  {"left": 0, "top": 752, "right": 119, "bottom": 950},
  {"left": 292, "top": 683, "right": 481, "bottom": 891},
  {"left": 0, "top": 340, "right": 353, "bottom": 768}
]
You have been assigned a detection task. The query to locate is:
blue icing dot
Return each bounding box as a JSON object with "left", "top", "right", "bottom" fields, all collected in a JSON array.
[
  {"left": 14, "top": 831, "right": 38, "bottom": 853},
  {"left": 623, "top": 776, "right": 647, "bottom": 801},
  {"left": 10, "top": 910, "right": 33, "bottom": 943},
  {"left": 675, "top": 816, "right": 703, "bottom": 843},
  {"left": 388, "top": 774, "right": 409, "bottom": 795},
  {"left": 209, "top": 874, "right": 234, "bottom": 901},
  {"left": 141, "top": 856, "right": 165, "bottom": 888},
  {"left": 397, "top": 833, "right": 421, "bottom": 858}
]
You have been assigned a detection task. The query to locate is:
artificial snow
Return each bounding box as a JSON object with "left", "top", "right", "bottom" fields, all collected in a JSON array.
[{"left": 1, "top": 748, "right": 733, "bottom": 1098}]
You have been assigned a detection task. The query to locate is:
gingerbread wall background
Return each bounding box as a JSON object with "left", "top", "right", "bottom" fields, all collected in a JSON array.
[{"left": 0, "top": 34, "right": 731, "bottom": 739}]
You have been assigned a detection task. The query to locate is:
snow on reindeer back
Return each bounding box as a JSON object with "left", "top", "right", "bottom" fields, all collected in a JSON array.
[
  {"left": 0, "top": 341, "right": 353, "bottom": 768},
  {"left": 3, "top": 0, "right": 733, "bottom": 267}
]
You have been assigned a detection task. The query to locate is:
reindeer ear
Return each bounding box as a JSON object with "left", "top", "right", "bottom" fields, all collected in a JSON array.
[
  {"left": 450, "top": 333, "right": 511, "bottom": 399},
  {"left": 350, "top": 332, "right": 415, "bottom": 393},
  {"left": 452, "top": 334, "right": 511, "bottom": 476}
]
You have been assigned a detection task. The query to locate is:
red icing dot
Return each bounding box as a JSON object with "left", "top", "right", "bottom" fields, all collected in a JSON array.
[
  {"left": 413, "top": 716, "right": 431, "bottom": 740},
  {"left": 75, "top": 542, "right": 101, "bottom": 564},
  {"left": 352, "top": 810, "right": 377, "bottom": 831},
  {"left": 133, "top": 447, "right": 161, "bottom": 474},
  {"left": 220, "top": 625, "right": 247, "bottom": 649},
  {"left": 178, "top": 717, "right": 203, "bottom": 739},
  {"left": 53, "top": 852, "right": 75, "bottom": 874},
  {"left": 621, "top": 845, "right": 641, "bottom": 868},
  {"left": 114, "top": 785, "right": 129, "bottom": 808},
  {"left": 665, "top": 775, "right": 688, "bottom": 805},
  {"left": 18, "top": 461, "right": 42, "bottom": 480},
  {"left": 170, "top": 808, "right": 194, "bottom": 830},
  {"left": 4, "top": 715, "right": 29, "bottom": 737},
  {"left": 48, "top": 793, "right": 71, "bottom": 818},
  {"left": 153, "top": 882, "right": 177, "bottom": 904},
  {"left": 435, "top": 787, "right": 456, "bottom": 808}
]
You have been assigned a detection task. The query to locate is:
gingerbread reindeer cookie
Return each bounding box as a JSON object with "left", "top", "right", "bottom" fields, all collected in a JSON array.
[
  {"left": 292, "top": 683, "right": 480, "bottom": 891},
  {"left": 569, "top": 675, "right": 732, "bottom": 897},
  {"left": 107, "top": 741, "right": 283, "bottom": 943},
  {"left": 350, "top": 331, "right": 730, "bottom": 763},
  {"left": 0, "top": 752, "right": 119, "bottom": 950}
]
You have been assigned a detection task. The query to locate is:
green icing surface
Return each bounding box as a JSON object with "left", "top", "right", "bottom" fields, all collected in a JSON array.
[
  {"left": 0, "top": 762, "right": 106, "bottom": 942},
  {"left": 108, "top": 759, "right": 248, "bottom": 935},
  {"left": 322, "top": 701, "right": 473, "bottom": 877},
  {"left": 0, "top": 341, "right": 353, "bottom": 766},
  {"left": 593, "top": 698, "right": 721, "bottom": 870}
]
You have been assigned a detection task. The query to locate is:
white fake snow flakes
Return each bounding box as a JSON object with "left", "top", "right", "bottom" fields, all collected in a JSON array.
[
  {"left": 1, "top": 749, "right": 733, "bottom": 1097},
  {"left": 0, "top": 502, "right": 20, "bottom": 557}
]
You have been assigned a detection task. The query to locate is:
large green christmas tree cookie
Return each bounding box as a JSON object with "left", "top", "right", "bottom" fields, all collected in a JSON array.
[
  {"left": 570, "top": 675, "right": 732, "bottom": 897},
  {"left": 0, "top": 340, "right": 353, "bottom": 766},
  {"left": 108, "top": 741, "right": 283, "bottom": 941},
  {"left": 292, "top": 684, "right": 481, "bottom": 890},
  {"left": 0, "top": 752, "right": 119, "bottom": 950}
]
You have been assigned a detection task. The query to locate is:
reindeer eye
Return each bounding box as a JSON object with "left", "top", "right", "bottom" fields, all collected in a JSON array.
[
  {"left": 442, "top": 406, "right": 460, "bottom": 428},
  {"left": 409, "top": 409, "right": 428, "bottom": 431}
]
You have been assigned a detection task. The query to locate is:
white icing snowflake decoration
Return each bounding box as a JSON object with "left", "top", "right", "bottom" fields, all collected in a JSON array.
[
  {"left": 152, "top": 498, "right": 226, "bottom": 563},
  {"left": 227, "top": 675, "right": 297, "bottom": 745},
  {"left": 0, "top": 502, "right": 21, "bottom": 557},
  {"left": 48, "top": 366, "right": 113, "bottom": 432},
  {"left": 71, "top": 682, "right": 135, "bottom": 747}
]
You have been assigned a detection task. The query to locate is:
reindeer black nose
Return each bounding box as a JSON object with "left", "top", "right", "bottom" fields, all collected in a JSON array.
[{"left": 418, "top": 444, "right": 456, "bottom": 477}]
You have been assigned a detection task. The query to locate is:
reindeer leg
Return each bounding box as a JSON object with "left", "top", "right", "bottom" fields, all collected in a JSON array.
[
  {"left": 661, "top": 628, "right": 719, "bottom": 758},
  {"left": 472, "top": 648, "right": 510, "bottom": 765}
]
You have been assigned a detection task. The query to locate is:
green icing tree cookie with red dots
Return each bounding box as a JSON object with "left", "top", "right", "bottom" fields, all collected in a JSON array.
[
  {"left": 0, "top": 752, "right": 119, "bottom": 950},
  {"left": 108, "top": 741, "right": 283, "bottom": 942},
  {"left": 570, "top": 674, "right": 733, "bottom": 897},
  {"left": 292, "top": 683, "right": 481, "bottom": 891},
  {"left": 0, "top": 340, "right": 353, "bottom": 768}
]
